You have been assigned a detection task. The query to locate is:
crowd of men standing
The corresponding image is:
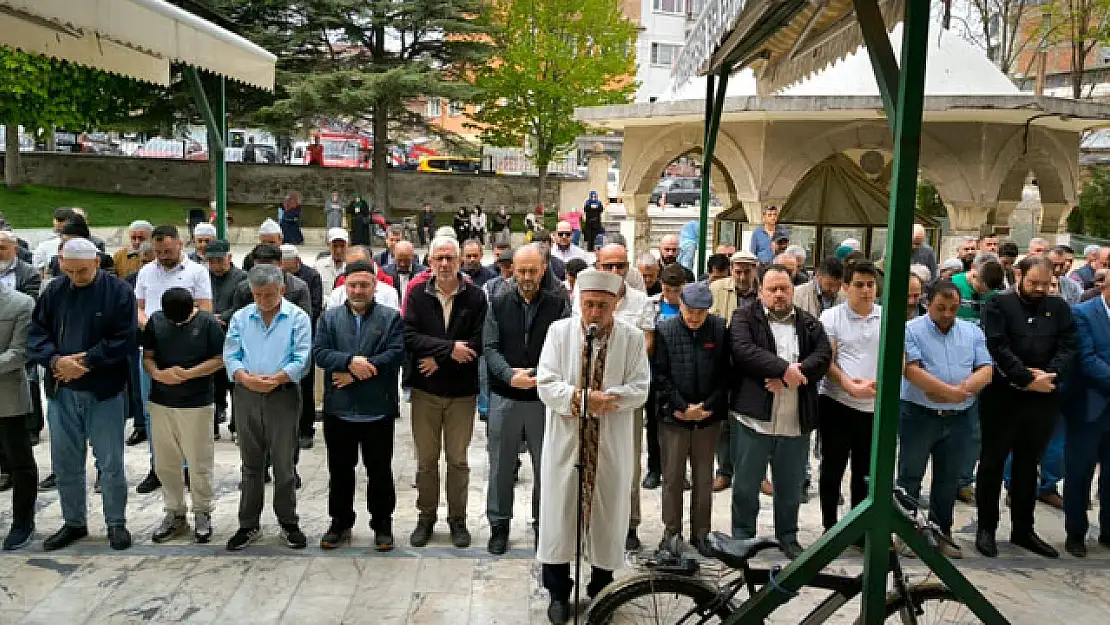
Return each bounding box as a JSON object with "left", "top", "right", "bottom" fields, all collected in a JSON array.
[{"left": 3, "top": 204, "right": 1110, "bottom": 624}]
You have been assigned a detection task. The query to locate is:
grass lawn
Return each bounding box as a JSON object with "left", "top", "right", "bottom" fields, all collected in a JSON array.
[{"left": 0, "top": 184, "right": 560, "bottom": 232}]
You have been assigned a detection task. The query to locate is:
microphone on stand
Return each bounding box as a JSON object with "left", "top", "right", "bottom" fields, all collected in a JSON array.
[{"left": 586, "top": 323, "right": 599, "bottom": 339}]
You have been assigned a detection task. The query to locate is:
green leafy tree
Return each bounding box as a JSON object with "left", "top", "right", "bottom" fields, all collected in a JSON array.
[
  {"left": 212, "top": 0, "right": 491, "bottom": 213},
  {"left": 0, "top": 47, "right": 161, "bottom": 187},
  {"left": 1077, "top": 166, "right": 1110, "bottom": 237},
  {"left": 1032, "top": 0, "right": 1110, "bottom": 98},
  {"left": 469, "top": 0, "right": 638, "bottom": 207}
]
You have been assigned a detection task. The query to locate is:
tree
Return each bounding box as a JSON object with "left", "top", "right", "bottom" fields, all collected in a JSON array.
[
  {"left": 1036, "top": 0, "right": 1110, "bottom": 98},
  {"left": 1076, "top": 166, "right": 1110, "bottom": 237},
  {"left": 468, "top": 0, "right": 638, "bottom": 208},
  {"left": 959, "top": 0, "right": 1037, "bottom": 74},
  {"left": 0, "top": 47, "right": 160, "bottom": 187},
  {"left": 212, "top": 0, "right": 491, "bottom": 213}
]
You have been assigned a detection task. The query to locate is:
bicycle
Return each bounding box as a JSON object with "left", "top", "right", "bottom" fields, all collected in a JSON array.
[{"left": 585, "top": 488, "right": 977, "bottom": 624}]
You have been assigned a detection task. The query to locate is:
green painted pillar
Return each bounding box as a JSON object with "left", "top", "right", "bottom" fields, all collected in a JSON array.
[
  {"left": 697, "top": 67, "right": 728, "bottom": 274},
  {"left": 215, "top": 77, "right": 228, "bottom": 239}
]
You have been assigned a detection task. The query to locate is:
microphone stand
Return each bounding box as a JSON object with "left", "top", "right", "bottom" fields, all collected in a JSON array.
[{"left": 574, "top": 324, "right": 596, "bottom": 625}]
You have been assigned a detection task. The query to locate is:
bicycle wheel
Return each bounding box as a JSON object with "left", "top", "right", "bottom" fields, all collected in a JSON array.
[
  {"left": 586, "top": 572, "right": 734, "bottom": 625},
  {"left": 855, "top": 583, "right": 980, "bottom": 624}
]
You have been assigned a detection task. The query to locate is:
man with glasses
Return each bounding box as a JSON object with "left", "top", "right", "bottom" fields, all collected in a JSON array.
[
  {"left": 461, "top": 239, "right": 497, "bottom": 288},
  {"left": 405, "top": 236, "right": 487, "bottom": 549},
  {"left": 113, "top": 220, "right": 153, "bottom": 281},
  {"left": 1049, "top": 246, "right": 1082, "bottom": 306},
  {"left": 550, "top": 221, "right": 588, "bottom": 264}
]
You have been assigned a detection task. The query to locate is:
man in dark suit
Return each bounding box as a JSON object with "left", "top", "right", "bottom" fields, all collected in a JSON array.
[
  {"left": 382, "top": 240, "right": 425, "bottom": 307},
  {"left": 1063, "top": 282, "right": 1110, "bottom": 557},
  {"left": 0, "top": 232, "right": 43, "bottom": 449}
]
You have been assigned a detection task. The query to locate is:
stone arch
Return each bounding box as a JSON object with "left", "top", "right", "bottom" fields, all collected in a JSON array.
[
  {"left": 988, "top": 127, "right": 1077, "bottom": 205},
  {"left": 621, "top": 124, "right": 758, "bottom": 204},
  {"left": 764, "top": 121, "right": 976, "bottom": 206}
]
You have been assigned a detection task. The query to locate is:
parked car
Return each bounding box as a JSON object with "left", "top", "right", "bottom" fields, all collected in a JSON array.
[{"left": 650, "top": 176, "right": 719, "bottom": 207}]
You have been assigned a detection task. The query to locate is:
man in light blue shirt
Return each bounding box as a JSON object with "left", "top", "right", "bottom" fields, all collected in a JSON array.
[
  {"left": 749, "top": 205, "right": 789, "bottom": 265},
  {"left": 897, "top": 280, "right": 992, "bottom": 556},
  {"left": 222, "top": 264, "right": 311, "bottom": 551}
]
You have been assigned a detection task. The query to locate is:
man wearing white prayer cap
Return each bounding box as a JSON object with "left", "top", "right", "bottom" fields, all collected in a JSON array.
[
  {"left": 243, "top": 219, "right": 284, "bottom": 272},
  {"left": 315, "top": 228, "right": 350, "bottom": 296},
  {"left": 190, "top": 223, "right": 218, "bottom": 263},
  {"left": 29, "top": 235, "right": 139, "bottom": 551},
  {"left": 114, "top": 220, "right": 154, "bottom": 279},
  {"left": 535, "top": 268, "right": 651, "bottom": 623}
]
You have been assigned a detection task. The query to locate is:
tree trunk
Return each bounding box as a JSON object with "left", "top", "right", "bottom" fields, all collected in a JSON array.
[
  {"left": 537, "top": 163, "right": 548, "bottom": 220},
  {"left": 372, "top": 98, "right": 389, "bottom": 216},
  {"left": 44, "top": 128, "right": 56, "bottom": 152},
  {"left": 4, "top": 124, "right": 22, "bottom": 189}
]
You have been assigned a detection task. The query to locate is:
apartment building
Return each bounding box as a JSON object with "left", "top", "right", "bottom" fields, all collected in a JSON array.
[{"left": 630, "top": 0, "right": 701, "bottom": 102}]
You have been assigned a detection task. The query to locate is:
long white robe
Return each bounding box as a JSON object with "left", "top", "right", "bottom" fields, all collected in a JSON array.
[{"left": 535, "top": 317, "right": 651, "bottom": 571}]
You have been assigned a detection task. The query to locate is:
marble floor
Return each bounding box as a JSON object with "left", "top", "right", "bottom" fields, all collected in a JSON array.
[{"left": 0, "top": 399, "right": 1106, "bottom": 624}]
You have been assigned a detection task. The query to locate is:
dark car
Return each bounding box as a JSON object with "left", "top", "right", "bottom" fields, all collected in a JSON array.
[{"left": 649, "top": 177, "right": 719, "bottom": 207}]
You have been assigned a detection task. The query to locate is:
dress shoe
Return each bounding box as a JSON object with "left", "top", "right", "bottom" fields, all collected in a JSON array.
[
  {"left": 975, "top": 530, "right": 998, "bottom": 558},
  {"left": 38, "top": 473, "right": 56, "bottom": 490},
  {"left": 760, "top": 479, "right": 774, "bottom": 496},
  {"left": 3, "top": 523, "right": 34, "bottom": 551},
  {"left": 1038, "top": 491, "right": 1064, "bottom": 510},
  {"left": 136, "top": 470, "right": 161, "bottom": 494},
  {"left": 625, "top": 529, "right": 641, "bottom": 552},
  {"left": 641, "top": 471, "right": 661, "bottom": 490},
  {"left": 410, "top": 518, "right": 434, "bottom": 547},
  {"left": 0, "top": 474, "right": 11, "bottom": 492},
  {"left": 547, "top": 598, "right": 571, "bottom": 624},
  {"left": 488, "top": 522, "right": 510, "bottom": 555},
  {"left": 448, "top": 518, "right": 471, "bottom": 548},
  {"left": 43, "top": 525, "right": 88, "bottom": 551},
  {"left": 1011, "top": 530, "right": 1059, "bottom": 558},
  {"left": 957, "top": 486, "right": 976, "bottom": 505},
  {"left": 126, "top": 429, "right": 147, "bottom": 446},
  {"left": 712, "top": 475, "right": 731, "bottom": 492},
  {"left": 374, "top": 529, "right": 395, "bottom": 552},
  {"left": 320, "top": 525, "right": 352, "bottom": 550},
  {"left": 1065, "top": 535, "right": 1087, "bottom": 558},
  {"left": 108, "top": 526, "right": 132, "bottom": 550}
]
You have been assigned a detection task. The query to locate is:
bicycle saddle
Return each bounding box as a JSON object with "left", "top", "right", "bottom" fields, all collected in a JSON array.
[{"left": 706, "top": 531, "right": 781, "bottom": 569}]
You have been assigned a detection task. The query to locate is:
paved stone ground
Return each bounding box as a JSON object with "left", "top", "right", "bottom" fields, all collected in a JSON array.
[{"left": 0, "top": 244, "right": 1108, "bottom": 623}]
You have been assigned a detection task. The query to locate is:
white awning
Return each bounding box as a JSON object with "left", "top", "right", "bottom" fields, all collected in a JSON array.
[{"left": 0, "top": 0, "right": 276, "bottom": 90}]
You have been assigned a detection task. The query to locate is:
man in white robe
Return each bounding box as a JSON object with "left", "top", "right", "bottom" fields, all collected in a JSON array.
[{"left": 536, "top": 269, "right": 651, "bottom": 624}]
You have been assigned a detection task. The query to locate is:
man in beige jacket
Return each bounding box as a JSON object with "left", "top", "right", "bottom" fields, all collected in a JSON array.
[{"left": 793, "top": 257, "right": 846, "bottom": 318}]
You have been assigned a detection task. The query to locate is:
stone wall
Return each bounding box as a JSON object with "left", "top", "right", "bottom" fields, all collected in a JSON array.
[{"left": 14, "top": 152, "right": 561, "bottom": 213}]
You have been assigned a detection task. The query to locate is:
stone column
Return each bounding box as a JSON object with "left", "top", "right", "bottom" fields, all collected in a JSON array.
[
  {"left": 993, "top": 200, "right": 1020, "bottom": 235},
  {"left": 940, "top": 202, "right": 991, "bottom": 260},
  {"left": 625, "top": 193, "right": 653, "bottom": 257},
  {"left": 1036, "top": 202, "right": 1074, "bottom": 243}
]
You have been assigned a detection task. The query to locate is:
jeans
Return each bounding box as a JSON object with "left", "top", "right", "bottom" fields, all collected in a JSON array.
[
  {"left": 716, "top": 418, "right": 733, "bottom": 479},
  {"left": 1003, "top": 414, "right": 1064, "bottom": 495},
  {"left": 957, "top": 404, "right": 981, "bottom": 489},
  {"left": 323, "top": 413, "right": 396, "bottom": 532},
  {"left": 730, "top": 420, "right": 808, "bottom": 544},
  {"left": 896, "top": 401, "right": 973, "bottom": 534},
  {"left": 127, "top": 350, "right": 144, "bottom": 430},
  {"left": 477, "top": 356, "right": 489, "bottom": 418},
  {"left": 48, "top": 388, "right": 127, "bottom": 529},
  {"left": 1064, "top": 414, "right": 1110, "bottom": 540}
]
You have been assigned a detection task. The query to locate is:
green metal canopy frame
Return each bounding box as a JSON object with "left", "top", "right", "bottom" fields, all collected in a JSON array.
[
  {"left": 696, "top": 1, "right": 1010, "bottom": 623},
  {"left": 184, "top": 68, "right": 229, "bottom": 240}
]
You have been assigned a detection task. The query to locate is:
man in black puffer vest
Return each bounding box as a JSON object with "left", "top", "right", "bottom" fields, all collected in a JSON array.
[{"left": 483, "top": 246, "right": 570, "bottom": 555}]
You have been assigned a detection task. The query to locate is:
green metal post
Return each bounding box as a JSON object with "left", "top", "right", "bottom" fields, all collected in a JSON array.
[
  {"left": 857, "top": 0, "right": 929, "bottom": 617},
  {"left": 698, "top": 68, "right": 728, "bottom": 274},
  {"left": 184, "top": 68, "right": 228, "bottom": 239},
  {"left": 852, "top": 0, "right": 900, "bottom": 123},
  {"left": 215, "top": 77, "right": 228, "bottom": 239}
]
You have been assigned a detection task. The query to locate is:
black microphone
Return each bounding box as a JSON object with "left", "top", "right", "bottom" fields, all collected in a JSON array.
[{"left": 586, "top": 323, "right": 599, "bottom": 339}]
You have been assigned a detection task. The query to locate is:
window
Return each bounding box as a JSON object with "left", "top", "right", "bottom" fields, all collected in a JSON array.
[
  {"left": 449, "top": 101, "right": 464, "bottom": 116},
  {"left": 426, "top": 99, "right": 442, "bottom": 117},
  {"left": 650, "top": 42, "right": 681, "bottom": 67},
  {"left": 652, "top": 0, "right": 684, "bottom": 14}
]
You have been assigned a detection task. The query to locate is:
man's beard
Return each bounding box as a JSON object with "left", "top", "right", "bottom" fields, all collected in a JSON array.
[
  {"left": 1018, "top": 285, "right": 1045, "bottom": 302},
  {"left": 159, "top": 258, "right": 178, "bottom": 269}
]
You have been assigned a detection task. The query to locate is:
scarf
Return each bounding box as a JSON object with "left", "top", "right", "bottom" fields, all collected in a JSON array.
[{"left": 571, "top": 326, "right": 610, "bottom": 537}]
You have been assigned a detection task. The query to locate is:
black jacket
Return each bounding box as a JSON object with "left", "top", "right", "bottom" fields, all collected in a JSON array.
[
  {"left": 728, "top": 304, "right": 831, "bottom": 433},
  {"left": 210, "top": 265, "right": 248, "bottom": 316},
  {"left": 229, "top": 272, "right": 313, "bottom": 322},
  {"left": 483, "top": 285, "right": 570, "bottom": 402},
  {"left": 403, "top": 273, "right": 487, "bottom": 397},
  {"left": 28, "top": 271, "right": 138, "bottom": 400},
  {"left": 313, "top": 300, "right": 406, "bottom": 419},
  {"left": 653, "top": 313, "right": 730, "bottom": 428},
  {"left": 980, "top": 290, "right": 1077, "bottom": 411},
  {"left": 293, "top": 263, "right": 324, "bottom": 323}
]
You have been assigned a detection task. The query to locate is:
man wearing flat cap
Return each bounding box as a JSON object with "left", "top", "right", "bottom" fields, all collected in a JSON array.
[
  {"left": 29, "top": 238, "right": 139, "bottom": 551},
  {"left": 535, "top": 269, "right": 650, "bottom": 624},
  {"left": 652, "top": 282, "right": 730, "bottom": 557}
]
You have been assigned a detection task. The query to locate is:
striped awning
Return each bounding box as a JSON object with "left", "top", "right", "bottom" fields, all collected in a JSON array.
[
  {"left": 674, "top": 0, "right": 905, "bottom": 95},
  {"left": 0, "top": 0, "right": 276, "bottom": 89}
]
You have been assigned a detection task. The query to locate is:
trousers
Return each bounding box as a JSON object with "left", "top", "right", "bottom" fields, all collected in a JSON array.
[
  {"left": 896, "top": 401, "right": 974, "bottom": 534},
  {"left": 323, "top": 413, "right": 396, "bottom": 532},
  {"left": 150, "top": 403, "right": 215, "bottom": 515},
  {"left": 1063, "top": 413, "right": 1110, "bottom": 539},
  {"left": 234, "top": 384, "right": 300, "bottom": 528},
  {"left": 486, "top": 394, "right": 544, "bottom": 525},
  {"left": 659, "top": 421, "right": 719, "bottom": 539},
  {"left": 542, "top": 563, "right": 614, "bottom": 602},
  {"left": 0, "top": 417, "right": 36, "bottom": 526},
  {"left": 817, "top": 396, "right": 872, "bottom": 531},
  {"left": 411, "top": 389, "right": 476, "bottom": 521},
  {"left": 48, "top": 388, "right": 127, "bottom": 528},
  {"left": 730, "top": 419, "right": 808, "bottom": 544}
]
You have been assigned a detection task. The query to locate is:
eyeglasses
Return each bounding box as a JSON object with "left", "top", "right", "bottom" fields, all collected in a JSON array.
[
  {"left": 555, "top": 232, "right": 572, "bottom": 237},
  {"left": 599, "top": 262, "right": 627, "bottom": 270}
]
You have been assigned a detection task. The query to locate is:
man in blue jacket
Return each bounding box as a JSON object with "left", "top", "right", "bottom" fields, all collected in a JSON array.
[
  {"left": 313, "top": 261, "right": 405, "bottom": 551},
  {"left": 28, "top": 238, "right": 138, "bottom": 551},
  {"left": 1063, "top": 281, "right": 1110, "bottom": 557}
]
